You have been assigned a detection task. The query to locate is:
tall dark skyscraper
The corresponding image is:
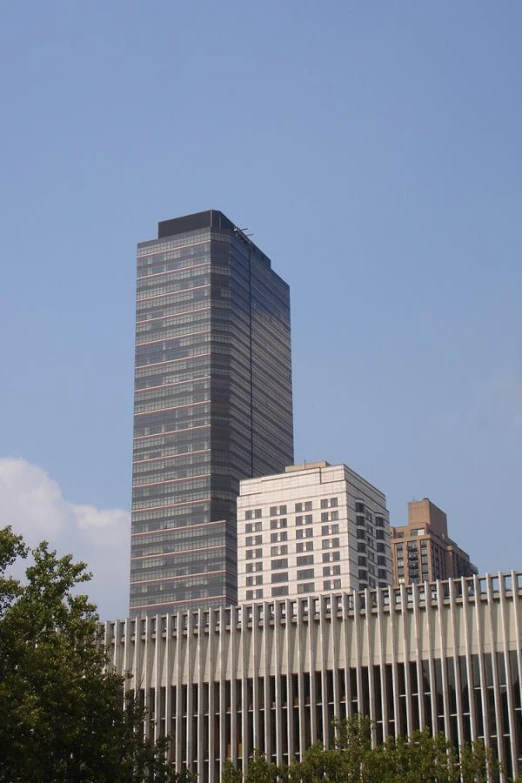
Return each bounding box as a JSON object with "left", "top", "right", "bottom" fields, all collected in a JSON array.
[{"left": 130, "top": 210, "right": 293, "bottom": 616}]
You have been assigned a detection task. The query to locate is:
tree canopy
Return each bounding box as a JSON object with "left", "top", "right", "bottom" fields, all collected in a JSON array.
[
  {"left": 0, "top": 525, "right": 190, "bottom": 783},
  {"left": 222, "top": 715, "right": 506, "bottom": 783}
]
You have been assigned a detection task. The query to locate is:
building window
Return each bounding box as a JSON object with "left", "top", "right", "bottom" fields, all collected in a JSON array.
[
  {"left": 296, "top": 541, "right": 314, "bottom": 553},
  {"left": 297, "top": 568, "right": 314, "bottom": 581},
  {"left": 323, "top": 566, "right": 341, "bottom": 576},
  {"left": 295, "top": 503, "right": 303, "bottom": 513},
  {"left": 271, "top": 572, "right": 288, "bottom": 584},
  {"left": 356, "top": 529, "right": 365, "bottom": 540},
  {"left": 375, "top": 516, "right": 385, "bottom": 528},
  {"left": 323, "top": 552, "right": 341, "bottom": 563},
  {"left": 271, "top": 559, "right": 288, "bottom": 570},
  {"left": 355, "top": 502, "right": 365, "bottom": 513},
  {"left": 297, "top": 555, "right": 314, "bottom": 566},
  {"left": 270, "top": 531, "right": 288, "bottom": 543},
  {"left": 246, "top": 562, "right": 263, "bottom": 573},
  {"left": 296, "top": 528, "right": 313, "bottom": 539},
  {"left": 270, "top": 518, "right": 287, "bottom": 529},
  {"left": 322, "top": 538, "right": 340, "bottom": 549},
  {"left": 324, "top": 578, "right": 341, "bottom": 591},
  {"left": 270, "top": 505, "right": 287, "bottom": 516},
  {"left": 322, "top": 524, "right": 340, "bottom": 536},
  {"left": 358, "top": 569, "right": 368, "bottom": 580},
  {"left": 297, "top": 582, "right": 315, "bottom": 594},
  {"left": 271, "top": 545, "right": 288, "bottom": 557},
  {"left": 254, "top": 509, "right": 262, "bottom": 518},
  {"left": 245, "top": 521, "right": 262, "bottom": 534},
  {"left": 245, "top": 510, "right": 253, "bottom": 520},
  {"left": 245, "top": 535, "right": 262, "bottom": 547},
  {"left": 321, "top": 498, "right": 338, "bottom": 509},
  {"left": 271, "top": 586, "right": 288, "bottom": 597}
]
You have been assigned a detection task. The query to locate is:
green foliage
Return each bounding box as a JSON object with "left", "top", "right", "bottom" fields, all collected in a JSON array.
[
  {"left": 0, "top": 525, "right": 186, "bottom": 783},
  {"left": 222, "top": 758, "right": 244, "bottom": 783},
  {"left": 245, "top": 750, "right": 281, "bottom": 783},
  {"left": 222, "top": 715, "right": 502, "bottom": 783},
  {"left": 459, "top": 738, "right": 500, "bottom": 783}
]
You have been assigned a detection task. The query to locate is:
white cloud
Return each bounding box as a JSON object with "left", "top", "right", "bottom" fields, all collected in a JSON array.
[{"left": 0, "top": 458, "right": 130, "bottom": 621}]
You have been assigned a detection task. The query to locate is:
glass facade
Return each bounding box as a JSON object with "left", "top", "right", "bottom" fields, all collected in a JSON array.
[{"left": 130, "top": 211, "right": 293, "bottom": 616}]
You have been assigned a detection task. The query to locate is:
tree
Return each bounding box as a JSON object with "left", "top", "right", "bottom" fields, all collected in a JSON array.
[
  {"left": 222, "top": 759, "right": 244, "bottom": 783},
  {"left": 459, "top": 738, "right": 500, "bottom": 783},
  {"left": 244, "top": 750, "right": 281, "bottom": 783},
  {"left": 388, "top": 729, "right": 459, "bottom": 783},
  {"left": 0, "top": 525, "right": 188, "bottom": 783},
  {"left": 222, "top": 715, "right": 503, "bottom": 783}
]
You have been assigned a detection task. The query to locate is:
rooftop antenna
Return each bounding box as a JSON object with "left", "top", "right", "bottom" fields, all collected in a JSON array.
[{"left": 233, "top": 226, "right": 254, "bottom": 244}]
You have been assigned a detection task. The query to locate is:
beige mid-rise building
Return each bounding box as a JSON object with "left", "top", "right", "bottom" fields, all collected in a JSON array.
[
  {"left": 237, "top": 461, "right": 392, "bottom": 602},
  {"left": 392, "top": 498, "right": 477, "bottom": 585}
]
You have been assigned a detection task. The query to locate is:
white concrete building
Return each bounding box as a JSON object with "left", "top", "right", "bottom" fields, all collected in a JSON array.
[
  {"left": 236, "top": 462, "right": 392, "bottom": 603},
  {"left": 104, "top": 572, "right": 522, "bottom": 782}
]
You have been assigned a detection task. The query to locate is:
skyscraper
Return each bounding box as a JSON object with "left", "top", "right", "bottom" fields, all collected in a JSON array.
[{"left": 130, "top": 210, "right": 293, "bottom": 616}]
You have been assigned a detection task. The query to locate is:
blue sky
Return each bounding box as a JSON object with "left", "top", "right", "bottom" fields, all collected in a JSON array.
[{"left": 1, "top": 1, "right": 521, "bottom": 619}]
